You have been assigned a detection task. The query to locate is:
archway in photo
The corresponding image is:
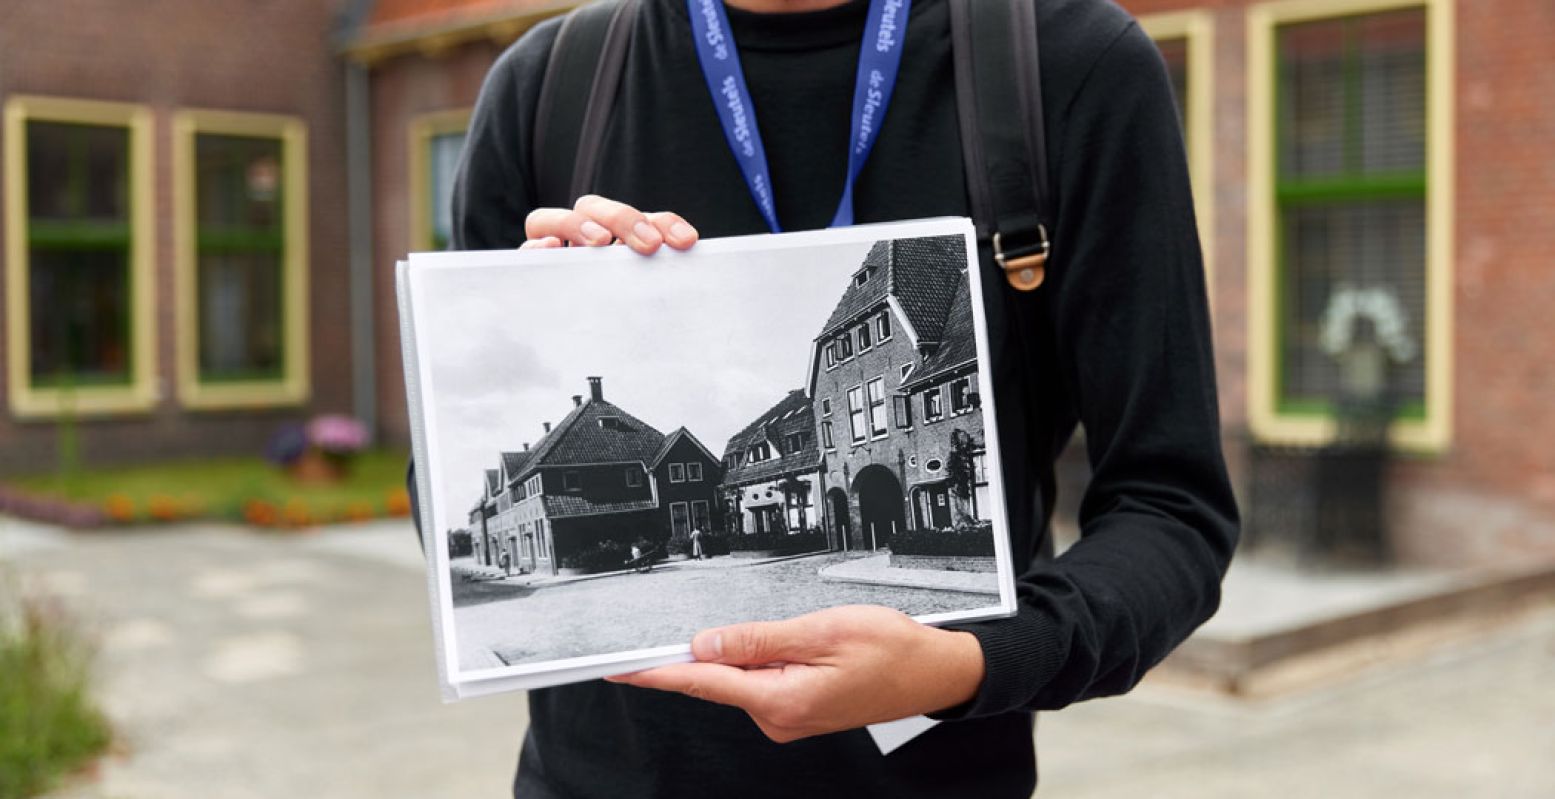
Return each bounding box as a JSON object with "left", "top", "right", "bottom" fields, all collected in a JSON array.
[
  {"left": 852, "top": 465, "right": 905, "bottom": 550},
  {"left": 827, "top": 487, "right": 852, "bottom": 550}
]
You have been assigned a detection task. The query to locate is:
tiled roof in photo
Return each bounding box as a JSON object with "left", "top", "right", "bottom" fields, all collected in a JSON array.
[
  {"left": 483, "top": 468, "right": 500, "bottom": 496},
  {"left": 499, "top": 449, "right": 533, "bottom": 482},
  {"left": 521, "top": 394, "right": 667, "bottom": 473},
  {"left": 649, "top": 427, "right": 718, "bottom": 469},
  {"left": 901, "top": 273, "right": 978, "bottom": 391},
  {"left": 542, "top": 495, "right": 659, "bottom": 519},
  {"left": 722, "top": 389, "right": 819, "bottom": 486},
  {"left": 817, "top": 236, "right": 967, "bottom": 345}
]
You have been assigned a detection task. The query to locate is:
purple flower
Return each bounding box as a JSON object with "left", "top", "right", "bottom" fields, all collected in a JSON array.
[{"left": 307, "top": 415, "right": 370, "bottom": 455}]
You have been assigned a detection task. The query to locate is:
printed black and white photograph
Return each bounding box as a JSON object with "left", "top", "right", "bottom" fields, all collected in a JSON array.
[{"left": 401, "top": 220, "right": 1015, "bottom": 683}]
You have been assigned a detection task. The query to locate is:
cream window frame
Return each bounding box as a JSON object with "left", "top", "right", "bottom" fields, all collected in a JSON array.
[
  {"left": 173, "top": 109, "right": 310, "bottom": 410},
  {"left": 1245, "top": 0, "right": 1454, "bottom": 452},
  {"left": 408, "top": 109, "right": 472, "bottom": 252},
  {"left": 4, "top": 96, "right": 157, "bottom": 419}
]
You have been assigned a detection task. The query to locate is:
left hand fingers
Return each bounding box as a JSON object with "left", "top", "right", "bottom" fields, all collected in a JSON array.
[{"left": 607, "top": 661, "right": 788, "bottom": 712}]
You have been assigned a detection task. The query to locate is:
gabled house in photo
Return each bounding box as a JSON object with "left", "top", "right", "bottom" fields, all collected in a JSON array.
[
  {"left": 478, "top": 377, "right": 723, "bottom": 575},
  {"left": 719, "top": 390, "right": 825, "bottom": 543},
  {"left": 806, "top": 237, "right": 991, "bottom": 551}
]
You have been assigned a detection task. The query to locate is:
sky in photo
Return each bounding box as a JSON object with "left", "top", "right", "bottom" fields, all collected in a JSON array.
[{"left": 411, "top": 236, "right": 876, "bottom": 532}]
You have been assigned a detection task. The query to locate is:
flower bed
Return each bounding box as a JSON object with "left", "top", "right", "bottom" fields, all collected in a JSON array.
[
  {"left": 555, "top": 540, "right": 632, "bottom": 575},
  {"left": 1, "top": 449, "right": 413, "bottom": 531}
]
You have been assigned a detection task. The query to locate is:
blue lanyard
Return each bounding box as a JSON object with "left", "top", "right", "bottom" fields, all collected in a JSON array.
[{"left": 686, "top": 0, "right": 912, "bottom": 232}]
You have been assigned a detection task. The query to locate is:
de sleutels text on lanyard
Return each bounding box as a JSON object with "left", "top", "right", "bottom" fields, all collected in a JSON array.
[{"left": 687, "top": 0, "right": 911, "bottom": 232}]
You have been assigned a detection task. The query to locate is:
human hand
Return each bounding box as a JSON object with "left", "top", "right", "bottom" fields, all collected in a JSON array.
[
  {"left": 521, "top": 195, "right": 699, "bottom": 254},
  {"left": 606, "top": 605, "right": 985, "bottom": 743}
]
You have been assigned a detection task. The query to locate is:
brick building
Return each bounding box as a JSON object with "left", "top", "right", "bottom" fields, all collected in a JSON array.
[
  {"left": 720, "top": 390, "right": 823, "bottom": 540},
  {"left": 808, "top": 237, "right": 992, "bottom": 552},
  {"left": 5, "top": 0, "right": 1554, "bottom": 567},
  {"left": 472, "top": 377, "right": 723, "bottom": 574},
  {"left": 0, "top": 0, "right": 355, "bottom": 472}
]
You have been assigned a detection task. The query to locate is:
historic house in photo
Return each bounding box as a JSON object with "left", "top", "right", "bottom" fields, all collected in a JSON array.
[
  {"left": 470, "top": 377, "right": 722, "bottom": 575},
  {"left": 808, "top": 238, "right": 991, "bottom": 552},
  {"left": 719, "top": 390, "right": 824, "bottom": 542}
]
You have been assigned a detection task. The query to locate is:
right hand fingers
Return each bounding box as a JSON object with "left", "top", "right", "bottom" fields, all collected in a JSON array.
[{"left": 524, "top": 196, "right": 697, "bottom": 255}]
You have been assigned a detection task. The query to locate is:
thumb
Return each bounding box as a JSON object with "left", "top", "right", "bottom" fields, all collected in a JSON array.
[{"left": 693, "top": 618, "right": 819, "bottom": 666}]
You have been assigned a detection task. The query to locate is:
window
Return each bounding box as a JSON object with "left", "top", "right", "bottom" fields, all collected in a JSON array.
[
  {"left": 563, "top": 471, "right": 580, "bottom": 491},
  {"left": 923, "top": 387, "right": 944, "bottom": 422},
  {"left": 526, "top": 475, "right": 543, "bottom": 496},
  {"left": 691, "top": 500, "right": 711, "bottom": 532},
  {"left": 847, "top": 386, "right": 867, "bottom": 443},
  {"left": 784, "top": 432, "right": 805, "bottom": 453},
  {"left": 972, "top": 451, "right": 991, "bottom": 520},
  {"left": 866, "top": 378, "right": 888, "bottom": 438},
  {"left": 900, "top": 364, "right": 913, "bottom": 381},
  {"left": 626, "top": 468, "right": 643, "bottom": 488},
  {"left": 1248, "top": 1, "right": 1447, "bottom": 450},
  {"left": 669, "top": 463, "right": 686, "bottom": 483},
  {"left": 893, "top": 394, "right": 913, "bottom": 429},
  {"left": 822, "top": 420, "right": 835, "bottom": 449},
  {"left": 175, "top": 110, "right": 308, "bottom": 408},
  {"left": 853, "top": 267, "right": 871, "bottom": 287},
  {"left": 688, "top": 462, "right": 704, "bottom": 482},
  {"left": 821, "top": 397, "right": 833, "bottom": 416},
  {"left": 825, "top": 346, "right": 837, "bottom": 368},
  {"left": 837, "top": 334, "right": 853, "bottom": 361},
  {"left": 857, "top": 323, "right": 872, "bottom": 352},
  {"left": 410, "top": 110, "right": 471, "bottom": 251},
  {"left": 671, "top": 502, "right": 691, "bottom": 537},
  {"left": 749, "top": 442, "right": 772, "bottom": 462},
  {"left": 877, "top": 310, "right": 893, "bottom": 341},
  {"left": 5, "top": 96, "right": 156, "bottom": 417},
  {"left": 949, "top": 377, "right": 973, "bottom": 415}
]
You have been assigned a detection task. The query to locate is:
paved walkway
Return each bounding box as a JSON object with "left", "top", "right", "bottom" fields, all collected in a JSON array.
[
  {"left": 818, "top": 552, "right": 999, "bottom": 595},
  {"left": 3, "top": 515, "right": 1553, "bottom": 798},
  {"left": 450, "top": 549, "right": 832, "bottom": 590}
]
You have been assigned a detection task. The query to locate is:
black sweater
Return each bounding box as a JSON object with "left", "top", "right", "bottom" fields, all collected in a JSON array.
[{"left": 440, "top": 0, "right": 1240, "bottom": 796}]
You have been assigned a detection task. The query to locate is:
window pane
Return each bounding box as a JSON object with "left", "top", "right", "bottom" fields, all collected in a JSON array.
[
  {"left": 1279, "top": 18, "right": 1348, "bottom": 178},
  {"left": 1280, "top": 200, "right": 1426, "bottom": 405},
  {"left": 867, "top": 378, "right": 887, "bottom": 436},
  {"left": 429, "top": 131, "right": 465, "bottom": 250},
  {"left": 28, "top": 248, "right": 130, "bottom": 383},
  {"left": 27, "top": 121, "right": 129, "bottom": 224},
  {"left": 1358, "top": 11, "right": 1427, "bottom": 174},
  {"left": 196, "top": 134, "right": 282, "bottom": 233},
  {"left": 197, "top": 251, "right": 283, "bottom": 379}
]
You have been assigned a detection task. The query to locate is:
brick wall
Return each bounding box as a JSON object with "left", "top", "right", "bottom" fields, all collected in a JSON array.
[{"left": 0, "top": 0, "right": 353, "bottom": 474}]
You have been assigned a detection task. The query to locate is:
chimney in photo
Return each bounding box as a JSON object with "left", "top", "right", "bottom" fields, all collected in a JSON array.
[{"left": 588, "top": 376, "right": 604, "bottom": 402}]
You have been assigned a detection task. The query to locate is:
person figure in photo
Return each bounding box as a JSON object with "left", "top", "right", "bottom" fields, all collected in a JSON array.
[
  {"left": 690, "top": 526, "right": 705, "bottom": 560},
  {"left": 418, "top": 0, "right": 1240, "bottom": 796}
]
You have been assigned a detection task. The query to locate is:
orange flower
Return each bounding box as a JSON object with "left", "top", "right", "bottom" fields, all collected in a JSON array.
[
  {"left": 282, "top": 499, "right": 313, "bottom": 528},
  {"left": 103, "top": 494, "right": 137, "bottom": 523},
  {"left": 147, "top": 494, "right": 179, "bottom": 522},
  {"left": 243, "top": 499, "right": 278, "bottom": 527},
  {"left": 346, "top": 500, "right": 376, "bottom": 521},
  {"left": 385, "top": 488, "right": 411, "bottom": 517}
]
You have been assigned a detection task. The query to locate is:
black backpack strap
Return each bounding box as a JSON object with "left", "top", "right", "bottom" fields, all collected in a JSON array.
[
  {"left": 531, "top": 0, "right": 639, "bottom": 207},
  {"left": 949, "top": 0, "right": 1052, "bottom": 292}
]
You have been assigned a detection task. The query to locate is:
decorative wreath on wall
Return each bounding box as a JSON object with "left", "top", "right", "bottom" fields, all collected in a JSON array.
[{"left": 1318, "top": 285, "right": 1418, "bottom": 364}]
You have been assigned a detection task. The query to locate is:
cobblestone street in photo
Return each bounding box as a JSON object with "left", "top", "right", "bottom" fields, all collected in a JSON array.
[{"left": 452, "top": 552, "right": 996, "bottom": 669}]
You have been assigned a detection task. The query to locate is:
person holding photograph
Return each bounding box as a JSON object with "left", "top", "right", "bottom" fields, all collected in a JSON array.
[{"left": 415, "top": 0, "right": 1240, "bottom": 795}]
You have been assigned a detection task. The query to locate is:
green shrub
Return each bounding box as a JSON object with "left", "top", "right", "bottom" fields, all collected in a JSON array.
[
  {"left": 891, "top": 521, "right": 995, "bottom": 557},
  {"left": 698, "top": 533, "right": 731, "bottom": 557},
  {"left": 0, "top": 589, "right": 111, "bottom": 799},
  {"left": 728, "top": 530, "right": 827, "bottom": 554},
  {"left": 666, "top": 531, "right": 692, "bottom": 556},
  {"left": 556, "top": 540, "right": 631, "bottom": 572}
]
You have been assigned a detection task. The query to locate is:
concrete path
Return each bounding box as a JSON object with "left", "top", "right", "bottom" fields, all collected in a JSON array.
[{"left": 3, "top": 516, "right": 1553, "bottom": 798}]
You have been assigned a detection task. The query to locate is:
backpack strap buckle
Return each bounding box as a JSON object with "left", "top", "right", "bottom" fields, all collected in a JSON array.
[{"left": 993, "top": 225, "right": 1049, "bottom": 291}]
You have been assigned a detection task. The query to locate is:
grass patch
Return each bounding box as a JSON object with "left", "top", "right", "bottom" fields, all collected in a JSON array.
[
  {"left": 7, "top": 449, "right": 412, "bottom": 528},
  {"left": 0, "top": 585, "right": 111, "bottom": 799}
]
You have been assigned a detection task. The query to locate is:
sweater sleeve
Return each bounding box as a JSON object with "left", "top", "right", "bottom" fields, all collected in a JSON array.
[{"left": 937, "top": 21, "right": 1239, "bottom": 719}]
